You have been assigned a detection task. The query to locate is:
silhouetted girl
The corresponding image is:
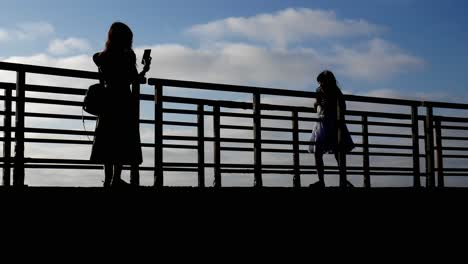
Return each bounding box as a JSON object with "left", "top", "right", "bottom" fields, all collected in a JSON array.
[
  {"left": 309, "top": 70, "right": 354, "bottom": 188},
  {"left": 91, "top": 22, "right": 151, "bottom": 187}
]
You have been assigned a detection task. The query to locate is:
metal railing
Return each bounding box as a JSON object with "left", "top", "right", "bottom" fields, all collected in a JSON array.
[{"left": 1, "top": 61, "right": 468, "bottom": 188}]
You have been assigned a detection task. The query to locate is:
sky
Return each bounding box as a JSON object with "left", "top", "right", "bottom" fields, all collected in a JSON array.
[
  {"left": 1, "top": 0, "right": 467, "bottom": 98},
  {"left": 1, "top": 0, "right": 468, "bottom": 187}
]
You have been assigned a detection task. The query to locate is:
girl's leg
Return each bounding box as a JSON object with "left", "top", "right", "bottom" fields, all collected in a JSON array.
[
  {"left": 334, "top": 153, "right": 353, "bottom": 187},
  {"left": 104, "top": 163, "right": 113, "bottom": 188},
  {"left": 334, "top": 153, "right": 340, "bottom": 169},
  {"left": 315, "top": 149, "right": 325, "bottom": 184}
]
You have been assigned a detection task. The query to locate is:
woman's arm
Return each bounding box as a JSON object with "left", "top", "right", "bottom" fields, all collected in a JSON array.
[{"left": 139, "top": 56, "right": 152, "bottom": 78}]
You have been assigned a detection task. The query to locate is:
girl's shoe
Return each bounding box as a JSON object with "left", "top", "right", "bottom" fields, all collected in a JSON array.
[{"left": 309, "top": 181, "right": 325, "bottom": 189}]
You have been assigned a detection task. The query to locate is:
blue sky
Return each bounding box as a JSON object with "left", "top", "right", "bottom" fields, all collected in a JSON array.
[{"left": 1, "top": 0, "right": 468, "bottom": 101}]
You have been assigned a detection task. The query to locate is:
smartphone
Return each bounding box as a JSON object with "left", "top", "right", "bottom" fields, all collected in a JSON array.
[{"left": 142, "top": 49, "right": 152, "bottom": 65}]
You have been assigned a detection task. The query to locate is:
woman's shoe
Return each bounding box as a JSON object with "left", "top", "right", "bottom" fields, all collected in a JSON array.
[
  {"left": 103, "top": 180, "right": 111, "bottom": 188},
  {"left": 111, "top": 178, "right": 130, "bottom": 188}
]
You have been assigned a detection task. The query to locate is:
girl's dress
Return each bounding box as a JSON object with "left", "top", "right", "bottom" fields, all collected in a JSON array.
[{"left": 309, "top": 87, "right": 355, "bottom": 154}]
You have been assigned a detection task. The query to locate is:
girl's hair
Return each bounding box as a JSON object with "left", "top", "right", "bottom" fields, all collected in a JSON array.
[{"left": 317, "top": 70, "right": 341, "bottom": 94}]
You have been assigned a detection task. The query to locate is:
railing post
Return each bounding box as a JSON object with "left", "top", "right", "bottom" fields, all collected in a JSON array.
[
  {"left": 3, "top": 84, "right": 12, "bottom": 186},
  {"left": 337, "top": 98, "right": 347, "bottom": 188},
  {"left": 213, "top": 104, "right": 221, "bottom": 188},
  {"left": 411, "top": 105, "right": 421, "bottom": 188},
  {"left": 13, "top": 71, "right": 25, "bottom": 187},
  {"left": 253, "top": 91, "right": 263, "bottom": 188},
  {"left": 197, "top": 104, "right": 205, "bottom": 188},
  {"left": 130, "top": 81, "right": 141, "bottom": 186},
  {"left": 435, "top": 118, "right": 444, "bottom": 188},
  {"left": 154, "top": 83, "right": 164, "bottom": 188},
  {"left": 424, "top": 105, "right": 435, "bottom": 188},
  {"left": 292, "top": 110, "right": 301, "bottom": 188},
  {"left": 362, "top": 115, "right": 370, "bottom": 188}
]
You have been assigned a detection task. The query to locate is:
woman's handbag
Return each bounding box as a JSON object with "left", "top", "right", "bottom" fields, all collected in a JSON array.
[
  {"left": 82, "top": 67, "right": 107, "bottom": 141},
  {"left": 83, "top": 82, "right": 105, "bottom": 116},
  {"left": 83, "top": 66, "right": 107, "bottom": 116}
]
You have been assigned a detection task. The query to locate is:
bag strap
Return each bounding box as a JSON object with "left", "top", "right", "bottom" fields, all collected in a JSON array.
[
  {"left": 82, "top": 108, "right": 93, "bottom": 142},
  {"left": 98, "top": 66, "right": 106, "bottom": 87}
]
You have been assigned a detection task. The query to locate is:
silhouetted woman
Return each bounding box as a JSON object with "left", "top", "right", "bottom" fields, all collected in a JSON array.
[
  {"left": 309, "top": 70, "right": 355, "bottom": 188},
  {"left": 91, "top": 22, "right": 151, "bottom": 187}
]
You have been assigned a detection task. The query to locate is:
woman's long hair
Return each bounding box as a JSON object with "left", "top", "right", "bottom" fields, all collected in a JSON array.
[
  {"left": 103, "top": 22, "right": 136, "bottom": 64},
  {"left": 317, "top": 70, "right": 341, "bottom": 95}
]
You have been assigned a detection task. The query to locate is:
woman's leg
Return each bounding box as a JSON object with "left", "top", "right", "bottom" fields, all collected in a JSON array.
[
  {"left": 104, "top": 163, "right": 113, "bottom": 188},
  {"left": 334, "top": 153, "right": 344, "bottom": 183},
  {"left": 111, "top": 163, "right": 123, "bottom": 185}
]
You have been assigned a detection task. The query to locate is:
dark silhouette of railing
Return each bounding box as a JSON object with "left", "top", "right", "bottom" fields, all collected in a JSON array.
[{"left": 1, "top": 61, "right": 468, "bottom": 188}]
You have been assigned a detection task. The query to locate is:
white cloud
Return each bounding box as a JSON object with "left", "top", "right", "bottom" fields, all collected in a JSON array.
[
  {"left": 3, "top": 38, "right": 423, "bottom": 88},
  {"left": 135, "top": 44, "right": 324, "bottom": 88},
  {"left": 136, "top": 39, "right": 422, "bottom": 87},
  {"left": 332, "top": 38, "right": 424, "bottom": 80},
  {"left": 188, "top": 8, "right": 384, "bottom": 49},
  {"left": 1, "top": 14, "right": 421, "bottom": 84},
  {"left": 365, "top": 89, "right": 405, "bottom": 99},
  {"left": 365, "top": 88, "right": 458, "bottom": 103},
  {"left": 15, "top": 22, "right": 55, "bottom": 40},
  {"left": 1, "top": 41, "right": 422, "bottom": 92},
  {"left": 185, "top": 8, "right": 422, "bottom": 82},
  {"left": 48, "top": 38, "right": 91, "bottom": 55},
  {"left": 0, "top": 29, "right": 9, "bottom": 42},
  {"left": 4, "top": 53, "right": 94, "bottom": 73},
  {"left": 0, "top": 22, "right": 54, "bottom": 43}
]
